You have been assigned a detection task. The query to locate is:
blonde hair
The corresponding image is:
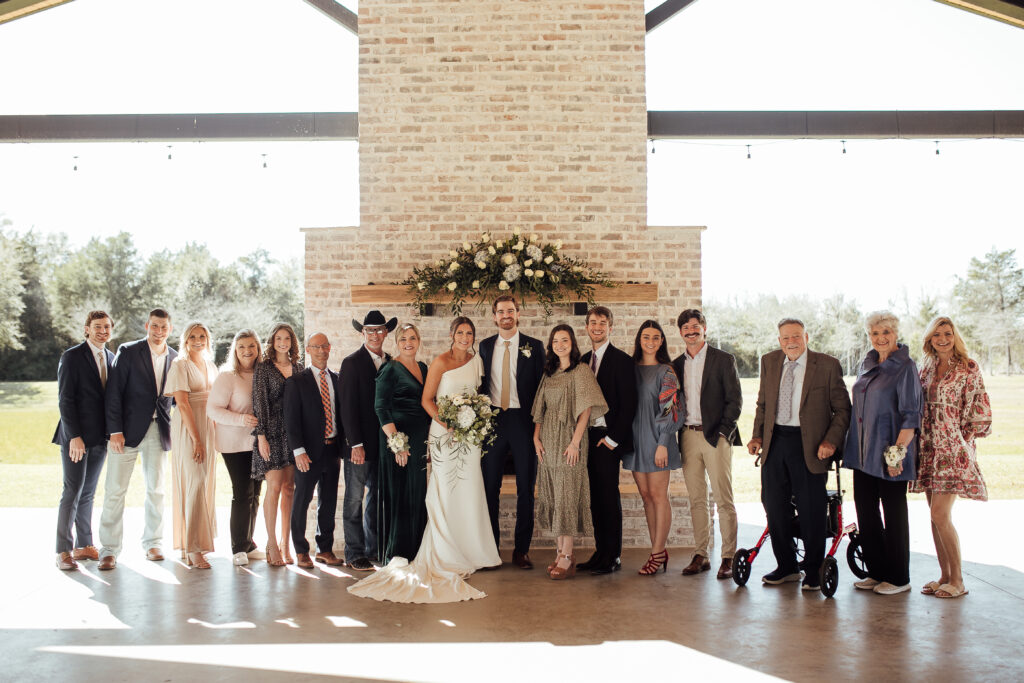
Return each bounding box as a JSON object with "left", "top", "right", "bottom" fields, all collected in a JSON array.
[
  {"left": 179, "top": 321, "right": 213, "bottom": 359},
  {"left": 226, "top": 329, "right": 262, "bottom": 373},
  {"left": 393, "top": 322, "right": 421, "bottom": 347},
  {"left": 921, "top": 316, "right": 970, "bottom": 361}
]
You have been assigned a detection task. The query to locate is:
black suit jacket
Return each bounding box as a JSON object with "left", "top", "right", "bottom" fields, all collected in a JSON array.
[
  {"left": 580, "top": 343, "right": 637, "bottom": 454},
  {"left": 478, "top": 332, "right": 545, "bottom": 430},
  {"left": 339, "top": 345, "right": 387, "bottom": 461},
  {"left": 672, "top": 344, "right": 743, "bottom": 449},
  {"left": 284, "top": 366, "right": 344, "bottom": 462},
  {"left": 52, "top": 341, "right": 113, "bottom": 448},
  {"left": 105, "top": 338, "right": 177, "bottom": 450}
]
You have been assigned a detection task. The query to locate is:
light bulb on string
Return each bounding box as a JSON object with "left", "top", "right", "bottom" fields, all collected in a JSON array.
[
  {"left": 841, "top": 140, "right": 847, "bottom": 154},
  {"left": 73, "top": 155, "right": 78, "bottom": 171},
  {"left": 262, "top": 153, "right": 268, "bottom": 169},
  {"left": 167, "top": 145, "right": 173, "bottom": 160},
  {"left": 746, "top": 144, "right": 751, "bottom": 160},
  {"left": 649, "top": 138, "right": 655, "bottom": 154},
  {"left": 935, "top": 141, "right": 940, "bottom": 156}
]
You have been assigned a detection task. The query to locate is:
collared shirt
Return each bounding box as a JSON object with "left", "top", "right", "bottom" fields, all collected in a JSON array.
[
  {"left": 87, "top": 339, "right": 107, "bottom": 381},
  {"left": 150, "top": 344, "right": 169, "bottom": 419},
  {"left": 488, "top": 330, "right": 521, "bottom": 409},
  {"left": 683, "top": 342, "right": 707, "bottom": 425},
  {"left": 775, "top": 349, "right": 807, "bottom": 427},
  {"left": 295, "top": 366, "right": 337, "bottom": 457},
  {"left": 590, "top": 341, "right": 610, "bottom": 431},
  {"left": 367, "top": 346, "right": 385, "bottom": 371}
]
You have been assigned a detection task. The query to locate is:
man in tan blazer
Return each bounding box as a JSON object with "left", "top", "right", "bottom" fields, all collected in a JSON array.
[{"left": 747, "top": 318, "right": 851, "bottom": 590}]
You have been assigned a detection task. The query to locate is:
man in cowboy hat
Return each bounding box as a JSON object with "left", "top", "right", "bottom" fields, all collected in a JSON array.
[{"left": 339, "top": 310, "right": 396, "bottom": 570}]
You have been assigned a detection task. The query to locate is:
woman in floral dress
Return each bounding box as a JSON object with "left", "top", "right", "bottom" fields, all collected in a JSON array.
[{"left": 910, "top": 316, "right": 992, "bottom": 599}]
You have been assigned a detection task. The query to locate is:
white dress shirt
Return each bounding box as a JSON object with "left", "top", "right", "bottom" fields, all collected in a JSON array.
[
  {"left": 488, "top": 331, "right": 521, "bottom": 409},
  {"left": 775, "top": 350, "right": 807, "bottom": 428},
  {"left": 295, "top": 367, "right": 337, "bottom": 457},
  {"left": 150, "top": 344, "right": 168, "bottom": 419},
  {"left": 683, "top": 342, "right": 707, "bottom": 426},
  {"left": 87, "top": 339, "right": 107, "bottom": 382}
]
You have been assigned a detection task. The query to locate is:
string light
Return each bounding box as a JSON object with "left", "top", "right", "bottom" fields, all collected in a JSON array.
[
  {"left": 72, "top": 155, "right": 78, "bottom": 171},
  {"left": 935, "top": 141, "right": 940, "bottom": 156},
  {"left": 841, "top": 140, "right": 847, "bottom": 154},
  {"left": 262, "top": 153, "right": 268, "bottom": 168},
  {"left": 746, "top": 144, "right": 751, "bottom": 159},
  {"left": 167, "top": 145, "right": 173, "bottom": 160},
  {"left": 649, "top": 138, "right": 655, "bottom": 154}
]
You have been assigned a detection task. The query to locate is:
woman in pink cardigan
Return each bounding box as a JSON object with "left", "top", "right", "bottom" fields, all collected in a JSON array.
[{"left": 208, "top": 329, "right": 263, "bottom": 566}]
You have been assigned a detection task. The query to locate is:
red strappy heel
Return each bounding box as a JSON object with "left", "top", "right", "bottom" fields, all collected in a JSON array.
[{"left": 639, "top": 550, "right": 668, "bottom": 575}]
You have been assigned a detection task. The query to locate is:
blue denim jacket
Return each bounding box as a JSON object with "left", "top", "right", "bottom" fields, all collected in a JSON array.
[{"left": 842, "top": 344, "right": 922, "bottom": 481}]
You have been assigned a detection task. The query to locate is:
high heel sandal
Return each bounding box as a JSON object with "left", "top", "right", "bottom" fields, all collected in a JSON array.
[
  {"left": 550, "top": 553, "right": 576, "bottom": 580},
  {"left": 281, "top": 545, "right": 295, "bottom": 565},
  {"left": 266, "top": 544, "right": 285, "bottom": 567},
  {"left": 190, "top": 552, "right": 211, "bottom": 569},
  {"left": 638, "top": 550, "right": 668, "bottom": 575}
]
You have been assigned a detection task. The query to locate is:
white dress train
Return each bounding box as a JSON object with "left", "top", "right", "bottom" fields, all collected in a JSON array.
[{"left": 347, "top": 354, "right": 501, "bottom": 603}]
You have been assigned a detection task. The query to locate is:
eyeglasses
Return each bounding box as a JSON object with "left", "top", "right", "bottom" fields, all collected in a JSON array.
[{"left": 307, "top": 344, "right": 332, "bottom": 350}]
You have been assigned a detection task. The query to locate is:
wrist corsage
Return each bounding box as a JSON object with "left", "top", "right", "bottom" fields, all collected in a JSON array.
[
  {"left": 883, "top": 444, "right": 906, "bottom": 468},
  {"left": 387, "top": 431, "right": 410, "bottom": 455}
]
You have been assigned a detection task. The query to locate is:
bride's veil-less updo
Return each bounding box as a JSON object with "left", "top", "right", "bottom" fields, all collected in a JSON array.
[{"left": 449, "top": 316, "right": 477, "bottom": 353}]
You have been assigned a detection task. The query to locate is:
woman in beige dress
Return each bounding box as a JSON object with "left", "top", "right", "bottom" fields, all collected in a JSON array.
[
  {"left": 532, "top": 324, "right": 607, "bottom": 580},
  {"left": 165, "top": 321, "right": 219, "bottom": 569}
]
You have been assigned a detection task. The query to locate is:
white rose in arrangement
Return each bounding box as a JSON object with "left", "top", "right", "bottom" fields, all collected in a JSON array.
[
  {"left": 554, "top": 239, "right": 563, "bottom": 250},
  {"left": 495, "top": 240, "right": 504, "bottom": 247},
  {"left": 482, "top": 232, "right": 490, "bottom": 242},
  {"left": 534, "top": 269, "right": 544, "bottom": 277},
  {"left": 471, "top": 280, "right": 480, "bottom": 288},
  {"left": 449, "top": 250, "right": 458, "bottom": 257},
  {"left": 463, "top": 241, "right": 472, "bottom": 250},
  {"left": 498, "top": 281, "right": 510, "bottom": 290},
  {"left": 523, "top": 259, "right": 533, "bottom": 267},
  {"left": 573, "top": 266, "right": 582, "bottom": 273},
  {"left": 457, "top": 405, "right": 477, "bottom": 429},
  {"left": 447, "top": 281, "right": 458, "bottom": 291},
  {"left": 513, "top": 226, "right": 521, "bottom": 235},
  {"left": 524, "top": 268, "right": 534, "bottom": 277},
  {"left": 435, "top": 259, "right": 443, "bottom": 266},
  {"left": 417, "top": 282, "right": 426, "bottom": 290},
  {"left": 452, "top": 395, "right": 465, "bottom": 406},
  {"left": 449, "top": 262, "right": 460, "bottom": 272},
  {"left": 501, "top": 253, "right": 515, "bottom": 265},
  {"left": 544, "top": 255, "right": 554, "bottom": 264},
  {"left": 488, "top": 246, "right": 497, "bottom": 255},
  {"left": 476, "top": 261, "right": 487, "bottom": 269},
  {"left": 530, "top": 233, "right": 539, "bottom": 242}
]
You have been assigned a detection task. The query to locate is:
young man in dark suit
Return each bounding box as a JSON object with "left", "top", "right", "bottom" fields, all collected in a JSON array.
[
  {"left": 748, "top": 318, "right": 851, "bottom": 589},
  {"left": 578, "top": 306, "right": 637, "bottom": 575},
  {"left": 673, "top": 308, "right": 743, "bottom": 580},
  {"left": 285, "top": 332, "right": 345, "bottom": 569},
  {"left": 53, "top": 310, "right": 114, "bottom": 570},
  {"left": 99, "top": 308, "right": 177, "bottom": 569},
  {"left": 478, "top": 295, "right": 545, "bottom": 569},
  {"left": 339, "top": 310, "right": 395, "bottom": 571}
]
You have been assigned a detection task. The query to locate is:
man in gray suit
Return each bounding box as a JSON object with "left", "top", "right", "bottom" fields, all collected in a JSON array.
[{"left": 748, "top": 318, "right": 851, "bottom": 589}]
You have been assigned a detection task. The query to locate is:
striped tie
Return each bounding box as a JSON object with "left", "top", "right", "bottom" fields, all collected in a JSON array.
[{"left": 319, "top": 369, "right": 333, "bottom": 439}]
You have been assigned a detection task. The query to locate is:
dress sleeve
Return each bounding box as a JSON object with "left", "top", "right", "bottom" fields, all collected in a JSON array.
[
  {"left": 374, "top": 362, "right": 397, "bottom": 427},
  {"left": 656, "top": 365, "right": 685, "bottom": 448},
  {"left": 208, "top": 373, "right": 248, "bottom": 427},
  {"left": 252, "top": 362, "right": 270, "bottom": 436},
  {"left": 574, "top": 365, "right": 608, "bottom": 423},
  {"left": 531, "top": 374, "right": 548, "bottom": 425},
  {"left": 163, "top": 358, "right": 189, "bottom": 396},
  {"left": 960, "top": 361, "right": 993, "bottom": 441}
]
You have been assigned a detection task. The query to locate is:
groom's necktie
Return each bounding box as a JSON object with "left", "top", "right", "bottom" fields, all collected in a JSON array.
[
  {"left": 500, "top": 340, "right": 511, "bottom": 410},
  {"left": 777, "top": 360, "right": 797, "bottom": 423}
]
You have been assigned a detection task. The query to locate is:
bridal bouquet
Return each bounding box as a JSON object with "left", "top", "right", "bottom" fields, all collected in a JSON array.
[
  {"left": 883, "top": 444, "right": 906, "bottom": 467},
  {"left": 435, "top": 393, "right": 498, "bottom": 451}
]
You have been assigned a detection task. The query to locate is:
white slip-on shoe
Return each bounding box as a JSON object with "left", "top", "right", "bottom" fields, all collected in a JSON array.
[
  {"left": 854, "top": 578, "right": 881, "bottom": 590},
  {"left": 873, "top": 581, "right": 911, "bottom": 595},
  {"left": 233, "top": 552, "right": 249, "bottom": 566}
]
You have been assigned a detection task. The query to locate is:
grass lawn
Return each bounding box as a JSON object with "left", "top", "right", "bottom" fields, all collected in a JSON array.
[{"left": 2, "top": 377, "right": 1022, "bottom": 507}]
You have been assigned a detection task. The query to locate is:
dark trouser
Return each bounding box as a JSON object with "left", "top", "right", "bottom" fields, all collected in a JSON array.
[
  {"left": 761, "top": 426, "right": 827, "bottom": 578},
  {"left": 342, "top": 458, "right": 378, "bottom": 561},
  {"left": 56, "top": 442, "right": 107, "bottom": 553},
  {"left": 292, "top": 454, "right": 341, "bottom": 556},
  {"left": 853, "top": 468, "right": 910, "bottom": 586},
  {"left": 587, "top": 427, "right": 622, "bottom": 565},
  {"left": 221, "top": 451, "right": 262, "bottom": 555},
  {"left": 481, "top": 409, "right": 536, "bottom": 553}
]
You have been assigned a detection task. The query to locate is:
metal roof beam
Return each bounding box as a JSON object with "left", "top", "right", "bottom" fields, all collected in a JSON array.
[
  {"left": 302, "top": 0, "right": 357, "bottom": 35},
  {"left": 646, "top": 0, "right": 700, "bottom": 33},
  {"left": 933, "top": 0, "right": 1024, "bottom": 29},
  {"left": 0, "top": 0, "right": 74, "bottom": 25}
]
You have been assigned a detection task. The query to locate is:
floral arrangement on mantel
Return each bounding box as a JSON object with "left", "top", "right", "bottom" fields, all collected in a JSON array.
[{"left": 401, "top": 228, "right": 614, "bottom": 316}]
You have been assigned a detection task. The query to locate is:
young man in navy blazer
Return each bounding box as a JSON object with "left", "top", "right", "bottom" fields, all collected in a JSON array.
[
  {"left": 479, "top": 295, "right": 545, "bottom": 569},
  {"left": 98, "top": 308, "right": 177, "bottom": 569},
  {"left": 53, "top": 310, "right": 114, "bottom": 570},
  {"left": 285, "top": 332, "right": 345, "bottom": 569}
]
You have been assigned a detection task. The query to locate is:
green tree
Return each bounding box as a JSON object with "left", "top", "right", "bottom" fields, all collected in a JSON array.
[
  {"left": 954, "top": 247, "right": 1024, "bottom": 374},
  {"left": 0, "top": 222, "right": 26, "bottom": 351}
]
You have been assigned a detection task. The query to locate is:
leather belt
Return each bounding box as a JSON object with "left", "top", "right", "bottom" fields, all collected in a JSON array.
[
  {"left": 684, "top": 424, "right": 703, "bottom": 431},
  {"left": 324, "top": 438, "right": 336, "bottom": 445}
]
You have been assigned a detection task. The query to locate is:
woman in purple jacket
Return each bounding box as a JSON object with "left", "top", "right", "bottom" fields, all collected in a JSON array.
[{"left": 843, "top": 310, "right": 922, "bottom": 596}]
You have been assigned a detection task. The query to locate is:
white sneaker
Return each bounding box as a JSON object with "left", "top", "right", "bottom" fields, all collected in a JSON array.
[
  {"left": 854, "top": 578, "right": 880, "bottom": 590},
  {"left": 232, "top": 552, "right": 249, "bottom": 566},
  {"left": 874, "top": 581, "right": 911, "bottom": 595}
]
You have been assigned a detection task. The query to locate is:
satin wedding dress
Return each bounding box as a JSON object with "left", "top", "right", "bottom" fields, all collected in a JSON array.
[{"left": 348, "top": 354, "right": 501, "bottom": 603}]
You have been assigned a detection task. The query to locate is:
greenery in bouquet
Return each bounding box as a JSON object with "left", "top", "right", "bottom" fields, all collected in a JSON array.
[
  {"left": 402, "top": 228, "right": 614, "bottom": 316},
  {"left": 428, "top": 392, "right": 499, "bottom": 491}
]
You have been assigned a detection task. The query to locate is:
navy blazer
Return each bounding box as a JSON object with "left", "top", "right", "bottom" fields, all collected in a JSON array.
[
  {"left": 105, "top": 338, "right": 177, "bottom": 451},
  {"left": 339, "top": 345, "right": 388, "bottom": 461},
  {"left": 52, "top": 341, "right": 114, "bottom": 448},
  {"left": 478, "top": 332, "right": 545, "bottom": 430},
  {"left": 283, "top": 366, "right": 344, "bottom": 462},
  {"left": 672, "top": 344, "right": 743, "bottom": 449},
  {"left": 580, "top": 343, "right": 637, "bottom": 454}
]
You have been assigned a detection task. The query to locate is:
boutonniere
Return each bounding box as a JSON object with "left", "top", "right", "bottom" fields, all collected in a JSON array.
[{"left": 519, "top": 343, "right": 532, "bottom": 359}]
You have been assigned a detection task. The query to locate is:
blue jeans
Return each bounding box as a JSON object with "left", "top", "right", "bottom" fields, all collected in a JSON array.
[
  {"left": 343, "top": 458, "right": 378, "bottom": 561},
  {"left": 55, "top": 442, "right": 107, "bottom": 553}
]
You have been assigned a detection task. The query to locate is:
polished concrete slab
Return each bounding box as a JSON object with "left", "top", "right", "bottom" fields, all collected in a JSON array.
[{"left": 4, "top": 502, "right": 1022, "bottom": 682}]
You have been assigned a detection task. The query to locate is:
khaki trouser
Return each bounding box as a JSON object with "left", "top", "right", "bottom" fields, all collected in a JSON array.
[{"left": 682, "top": 429, "right": 737, "bottom": 560}]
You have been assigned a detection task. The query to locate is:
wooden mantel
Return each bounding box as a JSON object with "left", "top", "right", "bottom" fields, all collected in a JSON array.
[{"left": 350, "top": 283, "right": 657, "bottom": 305}]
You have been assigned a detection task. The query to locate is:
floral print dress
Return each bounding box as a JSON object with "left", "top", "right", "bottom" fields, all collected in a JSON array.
[{"left": 910, "top": 355, "right": 992, "bottom": 501}]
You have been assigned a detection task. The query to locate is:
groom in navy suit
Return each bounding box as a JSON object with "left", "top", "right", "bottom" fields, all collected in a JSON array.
[{"left": 479, "top": 295, "right": 545, "bottom": 569}]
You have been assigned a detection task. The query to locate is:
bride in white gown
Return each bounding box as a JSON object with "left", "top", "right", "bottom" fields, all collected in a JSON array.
[{"left": 348, "top": 317, "right": 501, "bottom": 603}]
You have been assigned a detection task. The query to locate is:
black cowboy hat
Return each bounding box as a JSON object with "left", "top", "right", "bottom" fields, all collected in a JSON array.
[{"left": 352, "top": 310, "right": 398, "bottom": 333}]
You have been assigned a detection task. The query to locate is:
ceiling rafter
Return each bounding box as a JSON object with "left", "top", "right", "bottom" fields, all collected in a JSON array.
[
  {"left": 646, "top": 0, "right": 700, "bottom": 33},
  {"left": 0, "top": 0, "right": 74, "bottom": 25},
  {"left": 933, "top": 0, "right": 1024, "bottom": 29},
  {"left": 302, "top": 0, "right": 357, "bottom": 35}
]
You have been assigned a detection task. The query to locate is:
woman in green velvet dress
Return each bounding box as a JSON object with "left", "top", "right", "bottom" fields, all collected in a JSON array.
[{"left": 375, "top": 323, "right": 431, "bottom": 564}]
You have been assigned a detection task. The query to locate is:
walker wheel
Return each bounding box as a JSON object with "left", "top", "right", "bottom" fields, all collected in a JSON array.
[
  {"left": 820, "top": 556, "right": 839, "bottom": 598},
  {"left": 846, "top": 531, "right": 869, "bottom": 579},
  {"left": 732, "top": 549, "right": 751, "bottom": 586}
]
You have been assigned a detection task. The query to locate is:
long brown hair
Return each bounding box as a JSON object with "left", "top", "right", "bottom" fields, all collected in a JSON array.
[
  {"left": 449, "top": 316, "right": 477, "bottom": 353},
  {"left": 263, "top": 322, "right": 300, "bottom": 364},
  {"left": 543, "top": 324, "right": 581, "bottom": 376}
]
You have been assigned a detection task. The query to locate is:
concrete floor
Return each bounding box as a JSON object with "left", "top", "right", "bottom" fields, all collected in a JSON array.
[{"left": 4, "top": 502, "right": 1022, "bottom": 683}]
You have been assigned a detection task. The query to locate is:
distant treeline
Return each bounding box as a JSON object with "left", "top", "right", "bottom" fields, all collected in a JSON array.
[{"left": 0, "top": 223, "right": 303, "bottom": 380}]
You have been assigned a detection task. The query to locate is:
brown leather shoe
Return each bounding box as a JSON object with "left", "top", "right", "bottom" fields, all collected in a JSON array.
[
  {"left": 512, "top": 551, "right": 533, "bottom": 570},
  {"left": 56, "top": 552, "right": 78, "bottom": 571},
  {"left": 296, "top": 553, "right": 314, "bottom": 569},
  {"left": 146, "top": 547, "right": 165, "bottom": 562},
  {"left": 98, "top": 555, "right": 116, "bottom": 570},
  {"left": 681, "top": 554, "right": 711, "bottom": 575},
  {"left": 73, "top": 545, "right": 99, "bottom": 561},
  {"left": 315, "top": 551, "right": 344, "bottom": 566},
  {"left": 717, "top": 557, "right": 733, "bottom": 580}
]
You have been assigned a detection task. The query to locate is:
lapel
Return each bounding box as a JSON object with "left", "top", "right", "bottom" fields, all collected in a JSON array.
[
  {"left": 515, "top": 337, "right": 526, "bottom": 378},
  {"left": 593, "top": 343, "right": 613, "bottom": 381},
  {"left": 799, "top": 351, "right": 817, "bottom": 410},
  {"left": 764, "top": 351, "right": 783, "bottom": 417},
  {"left": 480, "top": 335, "right": 495, "bottom": 366},
  {"left": 78, "top": 342, "right": 102, "bottom": 384},
  {"left": 137, "top": 339, "right": 158, "bottom": 396},
  {"left": 699, "top": 344, "right": 712, "bottom": 394}
]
